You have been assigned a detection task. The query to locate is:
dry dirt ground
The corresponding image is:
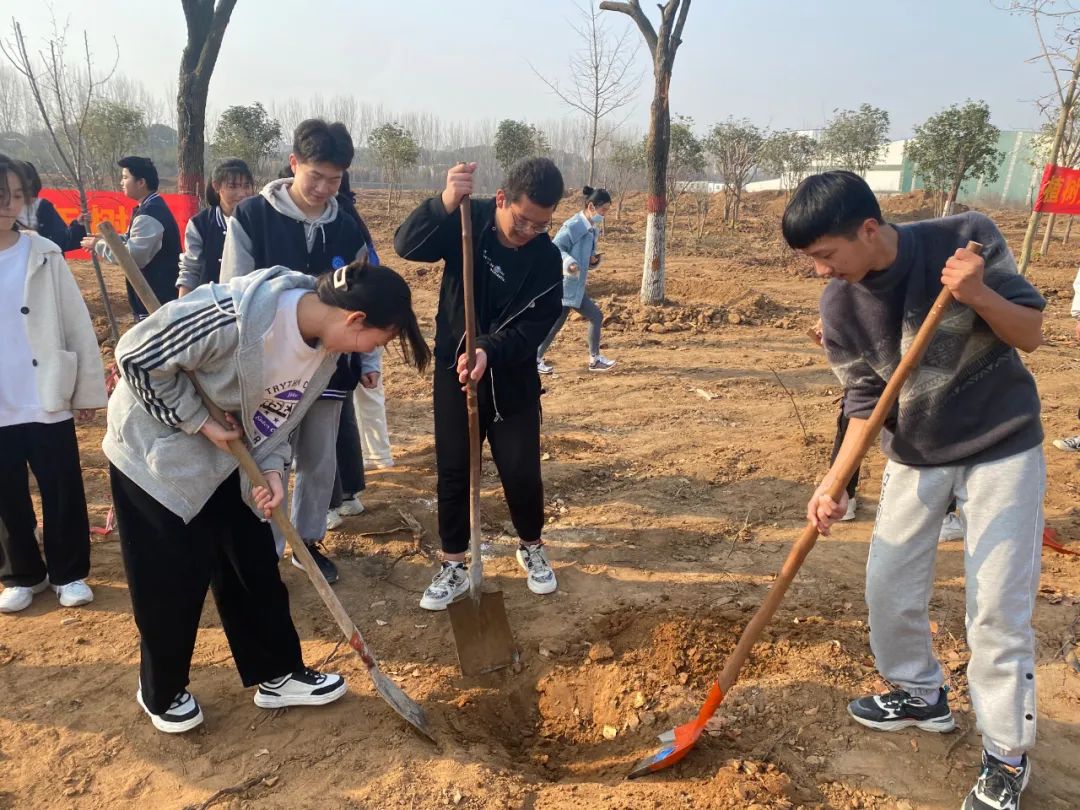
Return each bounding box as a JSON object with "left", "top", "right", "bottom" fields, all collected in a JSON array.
[{"left": 1, "top": 190, "right": 1078, "bottom": 810}]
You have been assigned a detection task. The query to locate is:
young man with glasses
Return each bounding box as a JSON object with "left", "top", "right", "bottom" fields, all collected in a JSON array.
[{"left": 395, "top": 158, "right": 565, "bottom": 610}]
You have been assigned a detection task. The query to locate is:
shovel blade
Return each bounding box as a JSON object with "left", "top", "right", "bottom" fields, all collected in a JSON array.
[
  {"left": 627, "top": 720, "right": 706, "bottom": 779},
  {"left": 368, "top": 665, "right": 437, "bottom": 743},
  {"left": 446, "top": 589, "right": 516, "bottom": 676}
]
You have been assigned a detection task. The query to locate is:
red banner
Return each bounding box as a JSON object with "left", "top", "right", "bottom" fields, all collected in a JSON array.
[
  {"left": 1033, "top": 164, "right": 1080, "bottom": 214},
  {"left": 38, "top": 188, "right": 199, "bottom": 258}
]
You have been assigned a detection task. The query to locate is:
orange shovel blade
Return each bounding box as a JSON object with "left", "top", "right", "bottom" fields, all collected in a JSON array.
[{"left": 627, "top": 682, "right": 725, "bottom": 779}]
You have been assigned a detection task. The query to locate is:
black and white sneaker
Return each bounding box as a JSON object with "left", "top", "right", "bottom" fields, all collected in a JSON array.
[
  {"left": 136, "top": 687, "right": 204, "bottom": 733},
  {"left": 292, "top": 543, "right": 339, "bottom": 584},
  {"left": 963, "top": 751, "right": 1030, "bottom": 810},
  {"left": 419, "top": 561, "right": 469, "bottom": 611},
  {"left": 847, "top": 686, "right": 955, "bottom": 732},
  {"left": 254, "top": 667, "right": 347, "bottom": 709}
]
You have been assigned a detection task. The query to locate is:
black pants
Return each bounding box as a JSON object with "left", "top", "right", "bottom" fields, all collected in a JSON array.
[
  {"left": 0, "top": 420, "right": 90, "bottom": 587},
  {"left": 434, "top": 365, "right": 544, "bottom": 554},
  {"left": 331, "top": 398, "right": 366, "bottom": 509},
  {"left": 110, "top": 465, "right": 304, "bottom": 714},
  {"left": 830, "top": 400, "right": 860, "bottom": 500}
]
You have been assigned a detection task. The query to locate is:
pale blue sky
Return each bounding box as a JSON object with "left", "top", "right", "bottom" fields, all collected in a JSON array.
[{"left": 9, "top": 0, "right": 1054, "bottom": 137}]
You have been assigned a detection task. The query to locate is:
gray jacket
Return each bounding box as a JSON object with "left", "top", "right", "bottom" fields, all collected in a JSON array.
[{"left": 102, "top": 266, "right": 338, "bottom": 522}]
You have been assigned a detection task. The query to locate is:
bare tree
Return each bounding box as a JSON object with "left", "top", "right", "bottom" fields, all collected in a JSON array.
[
  {"left": 2, "top": 16, "right": 120, "bottom": 343},
  {"left": 998, "top": 0, "right": 1080, "bottom": 273},
  {"left": 601, "top": 0, "right": 692, "bottom": 305},
  {"left": 534, "top": 1, "right": 641, "bottom": 185},
  {"left": 177, "top": 0, "right": 238, "bottom": 198},
  {"left": 704, "top": 118, "right": 766, "bottom": 225}
]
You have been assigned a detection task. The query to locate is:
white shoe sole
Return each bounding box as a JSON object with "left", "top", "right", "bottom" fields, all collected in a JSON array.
[
  {"left": 588, "top": 365, "right": 615, "bottom": 372},
  {"left": 419, "top": 590, "right": 468, "bottom": 611},
  {"left": 849, "top": 710, "right": 956, "bottom": 733},
  {"left": 57, "top": 592, "right": 94, "bottom": 608},
  {"left": 136, "top": 690, "right": 204, "bottom": 733},
  {"left": 1052, "top": 440, "right": 1078, "bottom": 451},
  {"left": 254, "top": 679, "right": 347, "bottom": 709},
  {"left": 337, "top": 503, "right": 365, "bottom": 516}
]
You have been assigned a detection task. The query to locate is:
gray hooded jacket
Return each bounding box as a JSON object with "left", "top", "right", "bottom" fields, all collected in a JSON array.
[{"left": 102, "top": 266, "right": 338, "bottom": 522}]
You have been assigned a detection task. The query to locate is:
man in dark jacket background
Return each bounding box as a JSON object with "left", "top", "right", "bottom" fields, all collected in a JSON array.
[{"left": 395, "top": 157, "right": 564, "bottom": 611}]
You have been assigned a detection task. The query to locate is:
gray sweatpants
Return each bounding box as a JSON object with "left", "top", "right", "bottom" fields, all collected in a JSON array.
[
  {"left": 538, "top": 295, "right": 603, "bottom": 359},
  {"left": 273, "top": 398, "right": 342, "bottom": 558},
  {"left": 866, "top": 444, "right": 1045, "bottom": 760}
]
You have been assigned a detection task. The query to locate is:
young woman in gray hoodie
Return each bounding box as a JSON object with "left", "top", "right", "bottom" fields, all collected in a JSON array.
[{"left": 103, "top": 260, "right": 429, "bottom": 733}]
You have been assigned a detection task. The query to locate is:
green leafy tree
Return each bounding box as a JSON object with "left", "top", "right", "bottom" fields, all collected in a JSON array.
[
  {"left": 704, "top": 117, "right": 765, "bottom": 224},
  {"left": 85, "top": 100, "right": 148, "bottom": 189},
  {"left": 368, "top": 122, "right": 420, "bottom": 213},
  {"left": 493, "top": 119, "right": 545, "bottom": 174},
  {"left": 905, "top": 100, "right": 1002, "bottom": 216},
  {"left": 666, "top": 115, "right": 704, "bottom": 227},
  {"left": 759, "top": 130, "right": 819, "bottom": 193},
  {"left": 819, "top": 103, "right": 889, "bottom": 174},
  {"left": 212, "top": 101, "right": 282, "bottom": 180}
]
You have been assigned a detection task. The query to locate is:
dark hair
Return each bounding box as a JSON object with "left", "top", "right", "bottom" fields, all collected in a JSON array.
[
  {"left": 315, "top": 258, "right": 431, "bottom": 372},
  {"left": 0, "top": 153, "right": 28, "bottom": 209},
  {"left": 503, "top": 157, "right": 564, "bottom": 207},
  {"left": 205, "top": 158, "right": 254, "bottom": 206},
  {"left": 293, "top": 119, "right": 354, "bottom": 169},
  {"left": 581, "top": 185, "right": 611, "bottom": 208},
  {"left": 20, "top": 161, "right": 42, "bottom": 197},
  {"left": 781, "top": 171, "right": 883, "bottom": 249},
  {"left": 118, "top": 155, "right": 160, "bottom": 191}
]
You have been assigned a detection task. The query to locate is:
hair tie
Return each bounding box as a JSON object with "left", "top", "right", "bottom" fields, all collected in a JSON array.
[{"left": 333, "top": 266, "right": 349, "bottom": 290}]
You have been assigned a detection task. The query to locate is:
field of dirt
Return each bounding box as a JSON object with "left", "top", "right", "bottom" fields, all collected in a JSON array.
[{"left": 1, "top": 189, "right": 1078, "bottom": 809}]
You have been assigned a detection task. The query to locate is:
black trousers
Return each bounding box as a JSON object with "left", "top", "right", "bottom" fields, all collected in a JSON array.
[
  {"left": 0, "top": 420, "right": 90, "bottom": 587},
  {"left": 331, "top": 398, "right": 365, "bottom": 509},
  {"left": 830, "top": 399, "right": 860, "bottom": 500},
  {"left": 433, "top": 365, "right": 544, "bottom": 554},
  {"left": 110, "top": 466, "right": 304, "bottom": 714}
]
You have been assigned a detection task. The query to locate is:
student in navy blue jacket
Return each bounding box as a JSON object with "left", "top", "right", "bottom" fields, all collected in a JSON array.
[
  {"left": 14, "top": 162, "right": 88, "bottom": 251},
  {"left": 220, "top": 119, "right": 377, "bottom": 585},
  {"left": 176, "top": 158, "right": 255, "bottom": 295},
  {"left": 82, "top": 156, "right": 181, "bottom": 320}
]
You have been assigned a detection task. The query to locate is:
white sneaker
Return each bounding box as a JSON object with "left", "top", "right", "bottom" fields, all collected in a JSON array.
[
  {"left": 364, "top": 458, "right": 395, "bottom": 470},
  {"left": 54, "top": 579, "right": 94, "bottom": 608},
  {"left": 841, "top": 497, "right": 857, "bottom": 522},
  {"left": 588, "top": 355, "right": 617, "bottom": 372},
  {"left": 326, "top": 509, "right": 343, "bottom": 531},
  {"left": 515, "top": 543, "right": 558, "bottom": 595},
  {"left": 1053, "top": 435, "right": 1080, "bottom": 452},
  {"left": 419, "top": 561, "right": 469, "bottom": 611},
  {"left": 537, "top": 359, "right": 554, "bottom": 375},
  {"left": 136, "top": 687, "right": 204, "bottom": 733},
  {"left": 337, "top": 495, "right": 365, "bottom": 516},
  {"left": 939, "top": 512, "right": 965, "bottom": 542},
  {"left": 254, "top": 667, "right": 346, "bottom": 708},
  {"left": 0, "top": 577, "right": 49, "bottom": 613}
]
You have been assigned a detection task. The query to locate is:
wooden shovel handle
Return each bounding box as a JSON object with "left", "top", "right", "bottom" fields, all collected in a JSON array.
[
  {"left": 714, "top": 241, "right": 983, "bottom": 695},
  {"left": 97, "top": 221, "right": 378, "bottom": 669},
  {"left": 459, "top": 196, "right": 486, "bottom": 596}
]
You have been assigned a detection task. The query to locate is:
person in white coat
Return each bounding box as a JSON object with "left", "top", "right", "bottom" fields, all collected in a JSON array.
[{"left": 0, "top": 155, "right": 107, "bottom": 613}]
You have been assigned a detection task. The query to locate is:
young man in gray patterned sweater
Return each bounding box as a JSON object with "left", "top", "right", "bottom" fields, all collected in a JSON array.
[{"left": 784, "top": 171, "right": 1045, "bottom": 810}]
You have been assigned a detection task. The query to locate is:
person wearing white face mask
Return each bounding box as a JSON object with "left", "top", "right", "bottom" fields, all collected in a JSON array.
[{"left": 537, "top": 186, "right": 616, "bottom": 374}]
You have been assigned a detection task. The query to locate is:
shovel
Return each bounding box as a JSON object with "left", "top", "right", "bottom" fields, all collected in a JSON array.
[
  {"left": 627, "top": 242, "right": 983, "bottom": 779},
  {"left": 97, "top": 221, "right": 435, "bottom": 743},
  {"left": 445, "top": 196, "right": 517, "bottom": 676}
]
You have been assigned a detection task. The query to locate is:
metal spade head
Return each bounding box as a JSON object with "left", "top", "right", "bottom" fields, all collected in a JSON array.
[
  {"left": 368, "top": 665, "right": 436, "bottom": 744},
  {"left": 446, "top": 589, "right": 517, "bottom": 676}
]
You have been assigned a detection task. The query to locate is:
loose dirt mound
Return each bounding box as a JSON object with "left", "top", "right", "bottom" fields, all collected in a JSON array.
[{"left": 881, "top": 190, "right": 968, "bottom": 223}]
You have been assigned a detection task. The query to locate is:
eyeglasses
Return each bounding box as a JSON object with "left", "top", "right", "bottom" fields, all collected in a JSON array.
[{"left": 509, "top": 208, "right": 552, "bottom": 235}]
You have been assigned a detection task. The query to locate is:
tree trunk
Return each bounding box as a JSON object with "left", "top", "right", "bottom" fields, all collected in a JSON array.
[
  {"left": 942, "top": 174, "right": 963, "bottom": 217},
  {"left": 1041, "top": 212, "right": 1057, "bottom": 256},
  {"left": 641, "top": 70, "right": 671, "bottom": 305},
  {"left": 177, "top": 0, "right": 238, "bottom": 199},
  {"left": 588, "top": 117, "right": 598, "bottom": 187},
  {"left": 1063, "top": 216, "right": 1074, "bottom": 244},
  {"left": 1020, "top": 42, "right": 1080, "bottom": 275}
]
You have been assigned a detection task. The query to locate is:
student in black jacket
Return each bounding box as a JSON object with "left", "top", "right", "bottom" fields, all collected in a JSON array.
[
  {"left": 176, "top": 158, "right": 255, "bottom": 295},
  {"left": 82, "top": 156, "right": 181, "bottom": 320},
  {"left": 15, "top": 161, "right": 88, "bottom": 251},
  {"left": 221, "top": 119, "right": 376, "bottom": 585},
  {"left": 395, "top": 157, "right": 565, "bottom": 611}
]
